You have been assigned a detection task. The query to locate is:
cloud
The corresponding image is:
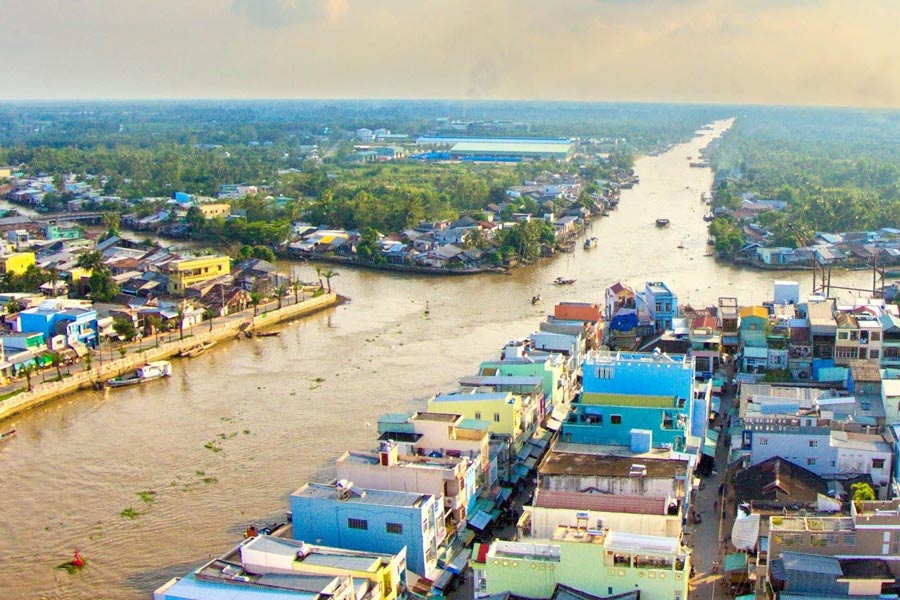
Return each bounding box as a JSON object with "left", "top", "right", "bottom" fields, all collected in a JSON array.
[{"left": 231, "top": 0, "right": 349, "bottom": 28}]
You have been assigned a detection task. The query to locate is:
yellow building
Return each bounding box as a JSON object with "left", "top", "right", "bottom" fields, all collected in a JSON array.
[
  {"left": 166, "top": 255, "right": 231, "bottom": 295},
  {"left": 0, "top": 252, "right": 36, "bottom": 276},
  {"left": 428, "top": 391, "right": 526, "bottom": 449},
  {"left": 0, "top": 166, "right": 12, "bottom": 179},
  {"left": 197, "top": 203, "right": 231, "bottom": 219}
]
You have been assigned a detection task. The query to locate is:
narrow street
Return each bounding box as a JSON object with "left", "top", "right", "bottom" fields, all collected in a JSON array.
[{"left": 689, "top": 363, "right": 737, "bottom": 600}]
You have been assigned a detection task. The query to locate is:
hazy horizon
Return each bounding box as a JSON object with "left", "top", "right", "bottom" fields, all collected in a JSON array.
[{"left": 2, "top": 0, "right": 899, "bottom": 109}]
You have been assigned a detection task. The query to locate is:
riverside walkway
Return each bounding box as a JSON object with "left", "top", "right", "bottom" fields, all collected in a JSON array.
[{"left": 0, "top": 290, "right": 340, "bottom": 422}]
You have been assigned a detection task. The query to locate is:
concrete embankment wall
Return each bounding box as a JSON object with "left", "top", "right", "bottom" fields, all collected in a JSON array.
[{"left": 0, "top": 293, "right": 339, "bottom": 423}]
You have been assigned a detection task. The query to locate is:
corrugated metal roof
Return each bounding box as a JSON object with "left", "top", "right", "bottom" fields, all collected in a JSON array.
[{"left": 533, "top": 489, "right": 666, "bottom": 515}]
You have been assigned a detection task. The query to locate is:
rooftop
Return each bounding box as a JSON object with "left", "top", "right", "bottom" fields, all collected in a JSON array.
[
  {"left": 432, "top": 391, "right": 515, "bottom": 404},
  {"left": 291, "top": 482, "right": 431, "bottom": 508},
  {"left": 410, "top": 411, "right": 460, "bottom": 423},
  {"left": 533, "top": 489, "right": 667, "bottom": 516},
  {"left": 538, "top": 451, "right": 688, "bottom": 479},
  {"left": 733, "top": 457, "right": 828, "bottom": 505}
]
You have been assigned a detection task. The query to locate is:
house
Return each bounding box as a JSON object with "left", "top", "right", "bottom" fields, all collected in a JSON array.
[
  {"left": 427, "top": 391, "right": 528, "bottom": 452},
  {"left": 16, "top": 300, "right": 98, "bottom": 349},
  {"left": 165, "top": 255, "right": 231, "bottom": 295},
  {"left": 739, "top": 306, "right": 769, "bottom": 349},
  {"left": 563, "top": 351, "right": 700, "bottom": 452},
  {"left": 479, "top": 527, "right": 690, "bottom": 600},
  {"left": 335, "top": 442, "right": 477, "bottom": 538},
  {"left": 766, "top": 499, "right": 900, "bottom": 577},
  {"left": 768, "top": 551, "right": 895, "bottom": 599},
  {"left": 0, "top": 251, "right": 36, "bottom": 275},
  {"left": 809, "top": 299, "right": 837, "bottom": 360},
  {"left": 290, "top": 482, "right": 441, "bottom": 578},
  {"left": 880, "top": 312, "right": 900, "bottom": 368},
  {"left": 480, "top": 354, "right": 570, "bottom": 418},
  {"left": 733, "top": 456, "right": 828, "bottom": 510},
  {"left": 605, "top": 282, "right": 636, "bottom": 321},
  {"left": 689, "top": 316, "right": 721, "bottom": 378},
  {"left": 44, "top": 222, "right": 82, "bottom": 240},
  {"left": 197, "top": 203, "right": 231, "bottom": 219},
  {"left": 718, "top": 297, "right": 741, "bottom": 356},
  {"left": 645, "top": 282, "right": 678, "bottom": 332},
  {"left": 834, "top": 312, "right": 883, "bottom": 365},
  {"left": 154, "top": 534, "right": 406, "bottom": 600}
]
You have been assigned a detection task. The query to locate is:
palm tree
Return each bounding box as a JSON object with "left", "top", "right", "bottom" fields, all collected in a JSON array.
[
  {"left": 205, "top": 308, "right": 215, "bottom": 332},
  {"left": 46, "top": 351, "right": 65, "bottom": 381},
  {"left": 320, "top": 268, "right": 338, "bottom": 293},
  {"left": 291, "top": 277, "right": 301, "bottom": 304},
  {"left": 22, "top": 363, "right": 36, "bottom": 391},
  {"left": 315, "top": 266, "right": 324, "bottom": 290},
  {"left": 176, "top": 308, "right": 185, "bottom": 340},
  {"left": 46, "top": 266, "right": 60, "bottom": 296},
  {"left": 83, "top": 351, "right": 93, "bottom": 373},
  {"left": 118, "top": 347, "right": 127, "bottom": 360},
  {"left": 250, "top": 292, "right": 261, "bottom": 316},
  {"left": 276, "top": 284, "right": 287, "bottom": 309},
  {"left": 76, "top": 251, "right": 104, "bottom": 272},
  {"left": 146, "top": 315, "right": 162, "bottom": 347}
]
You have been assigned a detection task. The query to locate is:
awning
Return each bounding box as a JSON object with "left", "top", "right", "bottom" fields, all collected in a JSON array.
[
  {"left": 732, "top": 514, "right": 760, "bottom": 551},
  {"left": 432, "top": 568, "right": 453, "bottom": 591},
  {"left": 468, "top": 510, "right": 492, "bottom": 531},
  {"left": 473, "top": 542, "right": 489, "bottom": 565},
  {"left": 459, "top": 529, "right": 475, "bottom": 547},
  {"left": 496, "top": 487, "right": 513, "bottom": 504},
  {"left": 446, "top": 548, "right": 472, "bottom": 575},
  {"left": 724, "top": 552, "right": 748, "bottom": 573},
  {"left": 474, "top": 498, "right": 496, "bottom": 514}
]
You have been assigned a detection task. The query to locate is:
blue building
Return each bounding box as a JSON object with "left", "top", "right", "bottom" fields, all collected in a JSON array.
[
  {"left": 561, "top": 351, "right": 701, "bottom": 453},
  {"left": 17, "top": 302, "right": 98, "bottom": 349},
  {"left": 290, "top": 482, "right": 441, "bottom": 578},
  {"left": 644, "top": 281, "right": 678, "bottom": 332}
]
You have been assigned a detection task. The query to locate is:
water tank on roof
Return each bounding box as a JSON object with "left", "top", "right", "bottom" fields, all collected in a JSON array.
[{"left": 630, "top": 429, "right": 652, "bottom": 453}]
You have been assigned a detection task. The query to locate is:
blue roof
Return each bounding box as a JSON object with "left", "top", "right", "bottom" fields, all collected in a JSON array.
[
  {"left": 158, "top": 574, "right": 318, "bottom": 600},
  {"left": 433, "top": 392, "right": 513, "bottom": 403}
]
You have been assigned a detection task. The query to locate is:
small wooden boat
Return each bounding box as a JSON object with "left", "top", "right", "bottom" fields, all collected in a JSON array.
[
  {"left": 531, "top": 295, "right": 541, "bottom": 305},
  {"left": 0, "top": 429, "right": 16, "bottom": 443},
  {"left": 107, "top": 361, "right": 172, "bottom": 388},
  {"left": 179, "top": 340, "right": 216, "bottom": 358},
  {"left": 656, "top": 218, "right": 670, "bottom": 228},
  {"left": 583, "top": 237, "right": 598, "bottom": 250},
  {"left": 554, "top": 277, "right": 576, "bottom": 286},
  {"left": 677, "top": 240, "right": 686, "bottom": 249},
  {"left": 255, "top": 331, "right": 281, "bottom": 338}
]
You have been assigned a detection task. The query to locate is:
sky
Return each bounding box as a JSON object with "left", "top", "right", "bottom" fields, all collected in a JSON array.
[{"left": 1, "top": 0, "right": 899, "bottom": 108}]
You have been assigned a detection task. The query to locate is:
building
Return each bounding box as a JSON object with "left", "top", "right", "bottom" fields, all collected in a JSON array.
[
  {"left": 768, "top": 551, "right": 895, "bottom": 598},
  {"left": 166, "top": 255, "right": 231, "bottom": 295},
  {"left": 809, "top": 299, "right": 837, "bottom": 360},
  {"left": 290, "top": 482, "right": 441, "bottom": 578},
  {"left": 480, "top": 352, "right": 571, "bottom": 412},
  {"left": 16, "top": 300, "right": 98, "bottom": 349},
  {"left": 427, "top": 391, "right": 528, "bottom": 452},
  {"left": 0, "top": 251, "right": 36, "bottom": 276},
  {"left": 644, "top": 282, "right": 678, "bottom": 332},
  {"left": 335, "top": 442, "right": 477, "bottom": 538},
  {"left": 154, "top": 533, "right": 406, "bottom": 600},
  {"left": 766, "top": 499, "right": 900, "bottom": 577},
  {"left": 197, "top": 203, "right": 231, "bottom": 219},
  {"left": 563, "top": 351, "right": 700, "bottom": 452},
  {"left": 479, "top": 528, "right": 690, "bottom": 600},
  {"left": 419, "top": 137, "right": 573, "bottom": 161},
  {"left": 689, "top": 316, "right": 721, "bottom": 378},
  {"left": 44, "top": 222, "right": 82, "bottom": 240}
]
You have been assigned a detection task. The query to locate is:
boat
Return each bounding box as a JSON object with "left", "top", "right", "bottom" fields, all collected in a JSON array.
[
  {"left": 677, "top": 240, "right": 686, "bottom": 249},
  {"left": 0, "top": 429, "right": 16, "bottom": 443},
  {"left": 656, "top": 218, "right": 670, "bottom": 228},
  {"left": 554, "top": 277, "right": 576, "bottom": 286},
  {"left": 255, "top": 331, "right": 281, "bottom": 338},
  {"left": 703, "top": 213, "right": 715, "bottom": 222},
  {"left": 106, "top": 361, "right": 172, "bottom": 388},
  {"left": 179, "top": 340, "right": 216, "bottom": 358},
  {"left": 583, "top": 237, "right": 598, "bottom": 250},
  {"left": 531, "top": 295, "right": 541, "bottom": 305}
]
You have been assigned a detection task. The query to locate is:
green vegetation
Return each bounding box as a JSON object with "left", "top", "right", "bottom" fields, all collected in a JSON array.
[
  {"left": 852, "top": 481, "right": 876, "bottom": 510},
  {"left": 136, "top": 490, "right": 157, "bottom": 504},
  {"left": 120, "top": 506, "right": 141, "bottom": 519},
  {"left": 710, "top": 108, "right": 900, "bottom": 249}
]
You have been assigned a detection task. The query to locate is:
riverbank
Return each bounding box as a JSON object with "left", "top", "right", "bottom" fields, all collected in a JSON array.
[{"left": 0, "top": 292, "right": 340, "bottom": 423}]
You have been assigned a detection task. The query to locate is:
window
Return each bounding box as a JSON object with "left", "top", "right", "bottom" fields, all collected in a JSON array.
[
  {"left": 843, "top": 533, "right": 856, "bottom": 545},
  {"left": 872, "top": 331, "right": 882, "bottom": 341},
  {"left": 596, "top": 366, "right": 614, "bottom": 379},
  {"left": 807, "top": 458, "right": 816, "bottom": 466},
  {"left": 474, "top": 412, "right": 481, "bottom": 420},
  {"left": 808, "top": 440, "right": 818, "bottom": 448},
  {"left": 861, "top": 402, "right": 871, "bottom": 411},
  {"left": 610, "top": 415, "right": 622, "bottom": 425},
  {"left": 493, "top": 413, "right": 501, "bottom": 423},
  {"left": 348, "top": 518, "right": 368, "bottom": 530},
  {"left": 873, "top": 458, "right": 886, "bottom": 469},
  {"left": 870, "top": 349, "right": 880, "bottom": 359},
  {"left": 386, "top": 522, "right": 403, "bottom": 534}
]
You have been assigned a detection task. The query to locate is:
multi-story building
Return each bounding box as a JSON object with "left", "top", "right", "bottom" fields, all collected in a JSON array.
[
  {"left": 0, "top": 251, "right": 36, "bottom": 276},
  {"left": 689, "top": 315, "right": 721, "bottom": 379},
  {"left": 197, "top": 203, "right": 231, "bottom": 219},
  {"left": 880, "top": 312, "right": 900, "bottom": 368},
  {"left": 427, "top": 391, "right": 528, "bottom": 453},
  {"left": 835, "top": 311, "right": 883, "bottom": 365},
  {"left": 16, "top": 300, "right": 98, "bottom": 349},
  {"left": 166, "top": 255, "right": 231, "bottom": 295},
  {"left": 767, "top": 499, "right": 900, "bottom": 577},
  {"left": 480, "top": 352, "right": 570, "bottom": 412},
  {"left": 644, "top": 281, "right": 678, "bottom": 332},
  {"left": 478, "top": 527, "right": 690, "bottom": 600},
  {"left": 809, "top": 299, "right": 837, "bottom": 361},
  {"left": 290, "top": 482, "right": 441, "bottom": 578},
  {"left": 335, "top": 442, "right": 477, "bottom": 538},
  {"left": 605, "top": 281, "right": 636, "bottom": 321},
  {"left": 718, "top": 297, "right": 741, "bottom": 357},
  {"left": 154, "top": 534, "right": 407, "bottom": 600},
  {"left": 562, "top": 351, "right": 701, "bottom": 452}
]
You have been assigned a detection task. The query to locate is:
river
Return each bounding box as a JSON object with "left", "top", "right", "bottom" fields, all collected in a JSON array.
[{"left": 0, "top": 119, "right": 879, "bottom": 599}]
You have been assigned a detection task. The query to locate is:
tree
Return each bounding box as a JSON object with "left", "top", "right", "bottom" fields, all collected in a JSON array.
[
  {"left": 184, "top": 205, "right": 205, "bottom": 236},
  {"left": 146, "top": 315, "right": 163, "bottom": 347},
  {"left": 101, "top": 212, "right": 120, "bottom": 241},
  {"left": 46, "top": 351, "right": 65, "bottom": 381},
  {"left": 45, "top": 266, "right": 60, "bottom": 296},
  {"left": 250, "top": 292, "right": 261, "bottom": 316},
  {"left": 276, "top": 284, "right": 287, "bottom": 309},
  {"left": 89, "top": 267, "right": 119, "bottom": 302},
  {"left": 251, "top": 245, "right": 276, "bottom": 262},
  {"left": 205, "top": 308, "right": 215, "bottom": 332},
  {"left": 851, "top": 482, "right": 876, "bottom": 510},
  {"left": 21, "top": 363, "right": 36, "bottom": 391},
  {"left": 76, "top": 251, "right": 104, "bottom": 271},
  {"left": 113, "top": 316, "right": 138, "bottom": 341},
  {"left": 176, "top": 308, "right": 185, "bottom": 340},
  {"left": 6, "top": 298, "right": 22, "bottom": 314},
  {"left": 320, "top": 268, "right": 338, "bottom": 293}
]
